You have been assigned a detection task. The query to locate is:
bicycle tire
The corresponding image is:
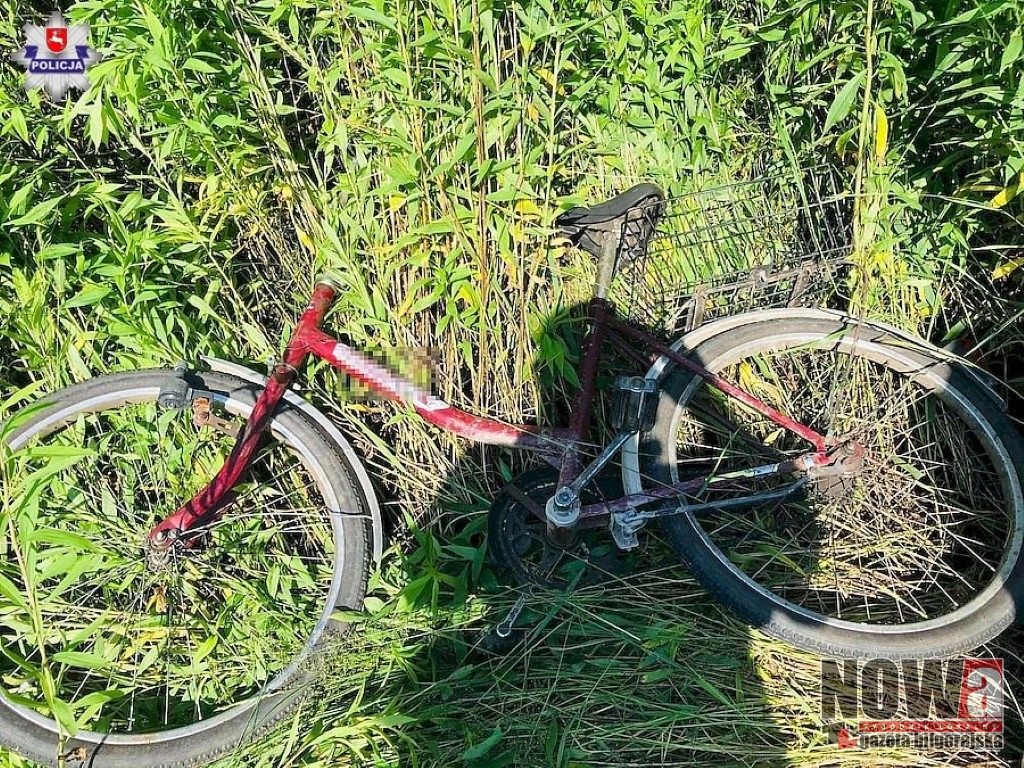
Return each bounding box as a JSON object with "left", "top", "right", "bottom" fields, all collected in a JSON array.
[
  {"left": 0, "top": 369, "right": 371, "bottom": 767},
  {"left": 640, "top": 314, "right": 1024, "bottom": 659}
]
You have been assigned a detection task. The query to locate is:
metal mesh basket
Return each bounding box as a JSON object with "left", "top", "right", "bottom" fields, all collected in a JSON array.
[{"left": 611, "top": 167, "right": 855, "bottom": 334}]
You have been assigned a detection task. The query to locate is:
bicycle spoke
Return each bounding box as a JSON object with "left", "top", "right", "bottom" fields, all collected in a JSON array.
[
  {"left": 660, "top": 340, "right": 1016, "bottom": 626},
  {"left": 1, "top": 393, "right": 341, "bottom": 736}
]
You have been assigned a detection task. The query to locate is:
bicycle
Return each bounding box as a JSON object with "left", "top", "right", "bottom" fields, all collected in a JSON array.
[{"left": 1, "top": 172, "right": 1022, "bottom": 767}]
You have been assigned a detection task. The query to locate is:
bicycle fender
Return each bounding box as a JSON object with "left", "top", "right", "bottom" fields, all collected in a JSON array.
[
  {"left": 645, "top": 307, "right": 1007, "bottom": 409},
  {"left": 200, "top": 355, "right": 385, "bottom": 563}
]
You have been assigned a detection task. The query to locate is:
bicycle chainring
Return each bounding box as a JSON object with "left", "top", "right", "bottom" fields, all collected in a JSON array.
[{"left": 487, "top": 466, "right": 630, "bottom": 589}]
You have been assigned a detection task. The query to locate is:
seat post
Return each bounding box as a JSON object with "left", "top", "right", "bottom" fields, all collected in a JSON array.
[{"left": 594, "top": 232, "right": 620, "bottom": 298}]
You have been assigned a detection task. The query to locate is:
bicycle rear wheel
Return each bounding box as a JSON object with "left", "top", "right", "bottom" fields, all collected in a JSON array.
[
  {"left": 0, "top": 370, "right": 370, "bottom": 767},
  {"left": 640, "top": 313, "right": 1024, "bottom": 659}
]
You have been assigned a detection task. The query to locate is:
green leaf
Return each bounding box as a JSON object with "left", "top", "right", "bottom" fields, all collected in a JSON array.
[
  {"left": 52, "top": 651, "right": 110, "bottom": 670},
  {"left": 993, "top": 254, "right": 1024, "bottom": 279},
  {"left": 8, "top": 196, "right": 63, "bottom": 227},
  {"left": 3, "top": 690, "right": 47, "bottom": 711},
  {"left": 346, "top": 4, "right": 397, "bottom": 30},
  {"left": 693, "top": 674, "right": 733, "bottom": 708},
  {"left": 990, "top": 172, "right": 1023, "bottom": 208},
  {"left": 49, "top": 697, "right": 78, "bottom": 736},
  {"left": 397, "top": 575, "right": 431, "bottom": 612},
  {"left": 1001, "top": 33, "right": 1023, "bottom": 73},
  {"left": 36, "top": 243, "right": 80, "bottom": 260},
  {"left": 755, "top": 28, "right": 786, "bottom": 43},
  {"left": 463, "top": 726, "right": 503, "bottom": 762},
  {"left": 450, "top": 132, "right": 478, "bottom": 164},
  {"left": 212, "top": 114, "right": 243, "bottom": 129},
  {"left": 24, "top": 445, "right": 93, "bottom": 460},
  {"left": 714, "top": 42, "right": 753, "bottom": 62},
  {"left": 87, "top": 100, "right": 106, "bottom": 150},
  {"left": 0, "top": 643, "right": 36, "bottom": 677},
  {"left": 0, "top": 380, "right": 48, "bottom": 415},
  {"left": 7, "top": 107, "right": 29, "bottom": 143},
  {"left": 73, "top": 688, "right": 125, "bottom": 712},
  {"left": 32, "top": 528, "right": 98, "bottom": 551},
  {"left": 823, "top": 71, "right": 866, "bottom": 133},
  {"left": 6, "top": 182, "right": 35, "bottom": 215},
  {"left": 642, "top": 667, "right": 676, "bottom": 683},
  {"left": 183, "top": 57, "right": 219, "bottom": 74},
  {"left": 0, "top": 573, "right": 28, "bottom": 611},
  {"left": 192, "top": 636, "right": 218, "bottom": 664},
  {"left": 64, "top": 284, "right": 112, "bottom": 309}
]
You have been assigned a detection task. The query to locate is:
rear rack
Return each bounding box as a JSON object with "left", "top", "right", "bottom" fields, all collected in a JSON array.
[{"left": 611, "top": 167, "right": 856, "bottom": 334}]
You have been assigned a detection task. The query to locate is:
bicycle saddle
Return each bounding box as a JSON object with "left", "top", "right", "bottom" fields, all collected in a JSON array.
[
  {"left": 555, "top": 183, "right": 664, "bottom": 226},
  {"left": 555, "top": 183, "right": 664, "bottom": 261}
]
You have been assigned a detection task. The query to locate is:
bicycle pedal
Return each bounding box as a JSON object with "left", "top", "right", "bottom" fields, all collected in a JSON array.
[
  {"left": 473, "top": 624, "right": 528, "bottom": 656},
  {"left": 611, "top": 376, "right": 659, "bottom": 433}
]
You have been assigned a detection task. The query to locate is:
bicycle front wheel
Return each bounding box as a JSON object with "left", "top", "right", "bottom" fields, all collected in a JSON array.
[
  {"left": 640, "top": 313, "right": 1024, "bottom": 659},
  {"left": 0, "top": 370, "right": 370, "bottom": 767}
]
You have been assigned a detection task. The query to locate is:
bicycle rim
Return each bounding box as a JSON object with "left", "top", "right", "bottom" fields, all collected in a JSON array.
[
  {"left": 648, "top": 320, "right": 1023, "bottom": 635},
  {"left": 0, "top": 373, "right": 350, "bottom": 755}
]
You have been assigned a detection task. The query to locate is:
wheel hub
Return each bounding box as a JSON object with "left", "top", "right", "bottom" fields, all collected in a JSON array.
[
  {"left": 807, "top": 439, "right": 865, "bottom": 499},
  {"left": 145, "top": 529, "right": 180, "bottom": 572}
]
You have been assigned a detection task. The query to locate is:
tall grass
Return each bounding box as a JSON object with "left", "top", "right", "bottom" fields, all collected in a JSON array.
[{"left": 1, "top": 0, "right": 1023, "bottom": 765}]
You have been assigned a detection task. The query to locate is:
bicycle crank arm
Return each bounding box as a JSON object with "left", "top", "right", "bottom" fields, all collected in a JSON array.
[{"left": 551, "top": 431, "right": 632, "bottom": 510}]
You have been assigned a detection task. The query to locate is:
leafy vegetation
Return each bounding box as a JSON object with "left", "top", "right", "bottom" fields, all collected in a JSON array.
[{"left": 1, "top": 0, "right": 1022, "bottom": 765}]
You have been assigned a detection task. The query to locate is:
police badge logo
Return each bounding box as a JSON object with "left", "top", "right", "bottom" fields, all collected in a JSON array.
[{"left": 10, "top": 11, "right": 102, "bottom": 102}]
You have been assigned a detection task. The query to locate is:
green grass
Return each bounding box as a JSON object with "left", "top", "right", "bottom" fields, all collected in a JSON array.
[{"left": 2, "top": 0, "right": 1024, "bottom": 765}]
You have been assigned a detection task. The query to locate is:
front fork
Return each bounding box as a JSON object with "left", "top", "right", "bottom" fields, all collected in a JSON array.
[{"left": 148, "top": 281, "right": 340, "bottom": 548}]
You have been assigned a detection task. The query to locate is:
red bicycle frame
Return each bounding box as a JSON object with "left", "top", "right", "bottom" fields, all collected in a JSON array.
[{"left": 149, "top": 279, "right": 832, "bottom": 544}]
